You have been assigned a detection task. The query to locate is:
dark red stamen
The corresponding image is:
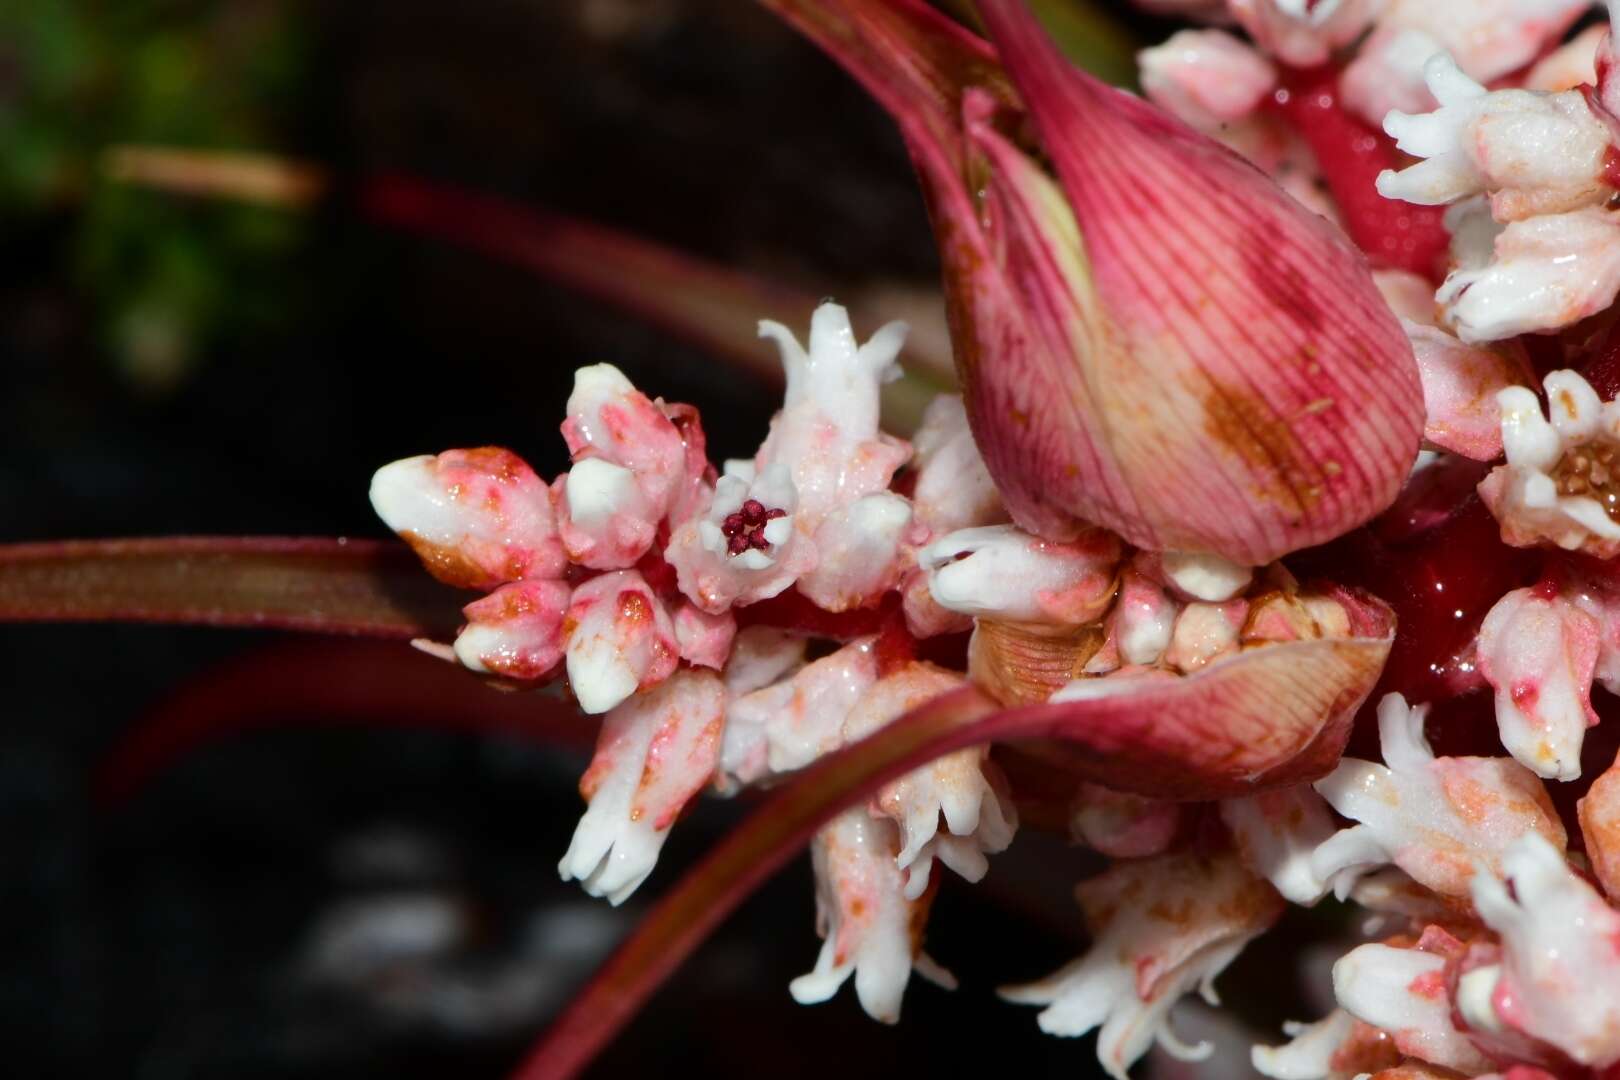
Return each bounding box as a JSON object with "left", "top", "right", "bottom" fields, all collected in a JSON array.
[{"left": 720, "top": 500, "right": 787, "bottom": 557}]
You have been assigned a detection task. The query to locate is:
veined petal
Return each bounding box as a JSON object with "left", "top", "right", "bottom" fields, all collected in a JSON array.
[
  {"left": 1036, "top": 593, "right": 1394, "bottom": 799},
  {"left": 963, "top": 0, "right": 1423, "bottom": 565}
]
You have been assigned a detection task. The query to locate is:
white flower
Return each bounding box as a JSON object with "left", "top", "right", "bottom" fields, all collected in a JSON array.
[
  {"left": 919, "top": 524, "right": 1122, "bottom": 626},
  {"left": 1469, "top": 833, "right": 1620, "bottom": 1066},
  {"left": 1439, "top": 207, "right": 1620, "bottom": 343},
  {"left": 1163, "top": 600, "right": 1247, "bottom": 673},
  {"left": 1310, "top": 693, "right": 1567, "bottom": 897},
  {"left": 1001, "top": 851, "right": 1283, "bottom": 1080},
  {"left": 789, "top": 807, "right": 954, "bottom": 1022},
  {"left": 562, "top": 569, "right": 678, "bottom": 715},
  {"left": 370, "top": 447, "right": 566, "bottom": 589},
  {"left": 1332, "top": 931, "right": 1493, "bottom": 1073},
  {"left": 1342, "top": 0, "right": 1591, "bottom": 126},
  {"left": 452, "top": 579, "right": 572, "bottom": 680},
  {"left": 554, "top": 363, "right": 690, "bottom": 569},
  {"left": 671, "top": 601, "right": 736, "bottom": 670},
  {"left": 1480, "top": 369, "right": 1620, "bottom": 555},
  {"left": 841, "top": 664, "right": 1017, "bottom": 899},
  {"left": 1378, "top": 54, "right": 1613, "bottom": 220},
  {"left": 909, "top": 393, "right": 1007, "bottom": 536},
  {"left": 559, "top": 669, "right": 726, "bottom": 904},
  {"left": 1477, "top": 583, "right": 1600, "bottom": 780},
  {"left": 1160, "top": 550, "right": 1254, "bottom": 603},
  {"left": 1106, "top": 566, "right": 1178, "bottom": 667},
  {"left": 664, "top": 460, "right": 816, "bottom": 614},
  {"left": 1221, "top": 784, "right": 1340, "bottom": 905},
  {"left": 1138, "top": 30, "right": 1277, "bottom": 131},
  {"left": 754, "top": 301, "right": 912, "bottom": 528},
  {"left": 1251, "top": 1009, "right": 1354, "bottom": 1080},
  {"left": 900, "top": 395, "right": 1006, "bottom": 636},
  {"left": 719, "top": 636, "right": 879, "bottom": 788},
  {"left": 796, "top": 492, "right": 915, "bottom": 613},
  {"left": 720, "top": 626, "right": 806, "bottom": 697}
]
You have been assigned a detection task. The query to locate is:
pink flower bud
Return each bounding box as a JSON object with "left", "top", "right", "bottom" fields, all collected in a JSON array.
[
  {"left": 453, "top": 579, "right": 572, "bottom": 680},
  {"left": 369, "top": 446, "right": 566, "bottom": 589},
  {"left": 563, "top": 569, "right": 678, "bottom": 715}
]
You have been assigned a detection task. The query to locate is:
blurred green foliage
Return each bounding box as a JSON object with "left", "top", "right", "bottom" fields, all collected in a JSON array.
[
  {"left": 1028, "top": 0, "right": 1140, "bottom": 87},
  {"left": 0, "top": 0, "right": 309, "bottom": 390}
]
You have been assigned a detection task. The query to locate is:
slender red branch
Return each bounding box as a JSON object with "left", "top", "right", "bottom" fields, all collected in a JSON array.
[
  {"left": 0, "top": 537, "right": 461, "bottom": 638},
  {"left": 514, "top": 684, "right": 1002, "bottom": 1080},
  {"left": 360, "top": 173, "right": 817, "bottom": 385},
  {"left": 94, "top": 638, "right": 593, "bottom": 806},
  {"left": 100, "top": 149, "right": 959, "bottom": 398},
  {"left": 514, "top": 628, "right": 1390, "bottom": 1078}
]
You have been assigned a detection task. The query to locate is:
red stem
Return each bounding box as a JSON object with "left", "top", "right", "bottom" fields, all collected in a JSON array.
[
  {"left": 512, "top": 684, "right": 1003, "bottom": 1079},
  {"left": 360, "top": 174, "right": 816, "bottom": 385},
  {"left": 513, "top": 625, "right": 1390, "bottom": 1077},
  {"left": 0, "top": 536, "right": 461, "bottom": 638},
  {"left": 93, "top": 638, "right": 595, "bottom": 806}
]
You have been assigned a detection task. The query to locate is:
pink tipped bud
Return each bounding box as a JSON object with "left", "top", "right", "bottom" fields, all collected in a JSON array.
[
  {"left": 563, "top": 569, "right": 678, "bottom": 715},
  {"left": 454, "top": 579, "right": 572, "bottom": 681},
  {"left": 369, "top": 446, "right": 566, "bottom": 589}
]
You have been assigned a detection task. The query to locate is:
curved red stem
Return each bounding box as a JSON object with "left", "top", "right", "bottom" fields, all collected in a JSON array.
[
  {"left": 94, "top": 637, "right": 594, "bottom": 806},
  {"left": 513, "top": 624, "right": 1388, "bottom": 1078}
]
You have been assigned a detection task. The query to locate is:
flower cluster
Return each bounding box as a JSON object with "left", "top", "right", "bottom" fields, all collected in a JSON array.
[
  {"left": 372, "top": 0, "right": 1620, "bottom": 1076},
  {"left": 1133, "top": 1, "right": 1620, "bottom": 1077}
]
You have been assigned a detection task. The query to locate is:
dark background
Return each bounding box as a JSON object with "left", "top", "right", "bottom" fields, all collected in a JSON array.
[{"left": 1, "top": 2, "right": 1332, "bottom": 1075}]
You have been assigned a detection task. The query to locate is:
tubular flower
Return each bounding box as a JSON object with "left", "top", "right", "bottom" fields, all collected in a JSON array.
[
  {"left": 1000, "top": 851, "right": 1284, "bottom": 1080},
  {"left": 1332, "top": 927, "right": 1494, "bottom": 1074},
  {"left": 1475, "top": 576, "right": 1604, "bottom": 781},
  {"left": 563, "top": 569, "right": 678, "bottom": 716},
  {"left": 1466, "top": 833, "right": 1620, "bottom": 1067},
  {"left": 1375, "top": 21, "right": 1620, "bottom": 342},
  {"left": 1309, "top": 694, "right": 1567, "bottom": 897},
  {"left": 789, "top": 806, "right": 953, "bottom": 1023},
  {"left": 718, "top": 636, "right": 880, "bottom": 788},
  {"left": 1481, "top": 369, "right": 1620, "bottom": 557},
  {"left": 370, "top": 446, "right": 566, "bottom": 589},
  {"left": 555, "top": 363, "right": 693, "bottom": 568},
  {"left": 453, "top": 579, "right": 572, "bottom": 680},
  {"left": 1220, "top": 783, "right": 1339, "bottom": 904},
  {"left": 841, "top": 663, "right": 1018, "bottom": 899},
  {"left": 560, "top": 669, "right": 726, "bottom": 904}
]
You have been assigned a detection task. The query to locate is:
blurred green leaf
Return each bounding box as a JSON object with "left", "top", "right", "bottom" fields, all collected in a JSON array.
[
  {"left": 1026, "top": 0, "right": 1140, "bottom": 87},
  {"left": 0, "top": 0, "right": 310, "bottom": 391},
  {"left": 938, "top": 0, "right": 1140, "bottom": 86}
]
